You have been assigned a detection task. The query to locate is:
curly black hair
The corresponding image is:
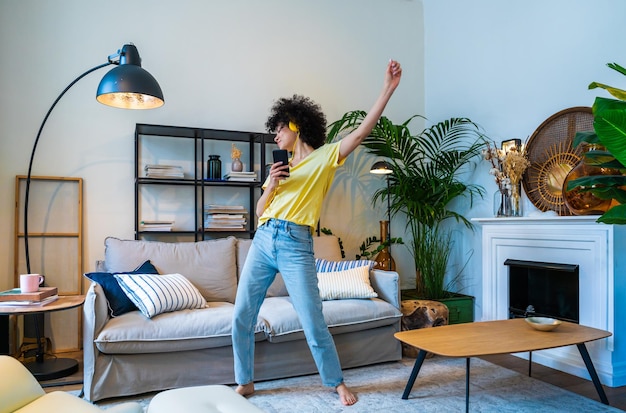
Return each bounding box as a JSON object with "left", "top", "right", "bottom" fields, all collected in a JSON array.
[{"left": 265, "top": 94, "right": 327, "bottom": 149}]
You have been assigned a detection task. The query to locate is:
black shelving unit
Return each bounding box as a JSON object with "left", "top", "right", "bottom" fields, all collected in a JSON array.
[{"left": 134, "top": 123, "right": 275, "bottom": 241}]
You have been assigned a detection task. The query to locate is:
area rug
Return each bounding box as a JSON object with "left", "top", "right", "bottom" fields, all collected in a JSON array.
[{"left": 92, "top": 357, "right": 621, "bottom": 412}]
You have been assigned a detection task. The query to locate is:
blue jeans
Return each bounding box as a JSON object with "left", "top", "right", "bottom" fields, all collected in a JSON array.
[{"left": 232, "top": 218, "right": 344, "bottom": 387}]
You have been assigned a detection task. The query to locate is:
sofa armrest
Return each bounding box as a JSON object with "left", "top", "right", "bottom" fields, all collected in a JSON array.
[
  {"left": 83, "top": 281, "right": 111, "bottom": 340},
  {"left": 82, "top": 281, "right": 111, "bottom": 401},
  {"left": 369, "top": 269, "right": 400, "bottom": 309}
]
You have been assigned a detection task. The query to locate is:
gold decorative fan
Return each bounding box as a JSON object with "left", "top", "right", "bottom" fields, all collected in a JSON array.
[{"left": 522, "top": 107, "right": 593, "bottom": 215}]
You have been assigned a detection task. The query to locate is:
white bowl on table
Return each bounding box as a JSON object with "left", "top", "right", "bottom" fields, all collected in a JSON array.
[{"left": 525, "top": 317, "right": 562, "bottom": 332}]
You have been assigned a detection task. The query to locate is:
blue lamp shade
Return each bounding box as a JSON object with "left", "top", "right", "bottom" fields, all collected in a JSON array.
[{"left": 96, "top": 44, "right": 164, "bottom": 109}]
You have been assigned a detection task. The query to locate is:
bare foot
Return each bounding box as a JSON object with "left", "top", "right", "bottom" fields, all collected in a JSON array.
[
  {"left": 336, "top": 383, "right": 357, "bottom": 406},
  {"left": 235, "top": 382, "right": 255, "bottom": 397}
]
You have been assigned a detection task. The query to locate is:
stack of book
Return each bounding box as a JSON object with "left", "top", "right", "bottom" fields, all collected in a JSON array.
[
  {"left": 204, "top": 205, "right": 248, "bottom": 231},
  {"left": 223, "top": 171, "right": 257, "bottom": 182},
  {"left": 144, "top": 164, "right": 185, "bottom": 179},
  {"left": 140, "top": 220, "right": 175, "bottom": 231},
  {"left": 0, "top": 287, "right": 58, "bottom": 307}
]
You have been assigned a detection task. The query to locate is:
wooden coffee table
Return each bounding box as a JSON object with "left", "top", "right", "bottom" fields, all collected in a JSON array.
[{"left": 394, "top": 318, "right": 611, "bottom": 412}]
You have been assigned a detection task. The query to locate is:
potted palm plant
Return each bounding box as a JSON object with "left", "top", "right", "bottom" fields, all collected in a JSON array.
[
  {"left": 566, "top": 62, "right": 626, "bottom": 223},
  {"left": 327, "top": 112, "right": 486, "bottom": 322}
]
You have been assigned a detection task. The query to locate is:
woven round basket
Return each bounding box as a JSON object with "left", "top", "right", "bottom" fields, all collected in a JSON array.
[{"left": 522, "top": 107, "right": 593, "bottom": 215}]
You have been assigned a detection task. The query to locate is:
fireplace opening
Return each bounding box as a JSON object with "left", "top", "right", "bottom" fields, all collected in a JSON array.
[{"left": 505, "top": 259, "right": 579, "bottom": 323}]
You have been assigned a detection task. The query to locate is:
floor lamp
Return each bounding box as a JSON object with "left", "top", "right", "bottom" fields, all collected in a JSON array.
[
  {"left": 22, "top": 43, "right": 164, "bottom": 380},
  {"left": 370, "top": 161, "right": 393, "bottom": 270}
]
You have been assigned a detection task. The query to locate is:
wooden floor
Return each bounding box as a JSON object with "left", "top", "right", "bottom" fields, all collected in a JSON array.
[
  {"left": 480, "top": 353, "right": 626, "bottom": 411},
  {"left": 41, "top": 351, "right": 626, "bottom": 410}
]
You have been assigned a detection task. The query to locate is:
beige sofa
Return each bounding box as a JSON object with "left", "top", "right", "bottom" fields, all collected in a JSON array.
[{"left": 82, "top": 235, "right": 402, "bottom": 402}]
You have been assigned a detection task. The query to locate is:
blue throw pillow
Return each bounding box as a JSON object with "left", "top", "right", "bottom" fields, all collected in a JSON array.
[{"left": 85, "top": 260, "right": 159, "bottom": 317}]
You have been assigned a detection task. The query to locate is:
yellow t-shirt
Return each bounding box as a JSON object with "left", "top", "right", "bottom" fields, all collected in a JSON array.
[{"left": 259, "top": 142, "right": 345, "bottom": 230}]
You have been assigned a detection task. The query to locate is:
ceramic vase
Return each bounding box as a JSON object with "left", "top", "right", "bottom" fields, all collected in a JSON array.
[{"left": 231, "top": 157, "right": 243, "bottom": 172}]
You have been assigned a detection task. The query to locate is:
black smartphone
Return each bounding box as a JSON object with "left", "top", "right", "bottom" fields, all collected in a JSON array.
[{"left": 272, "top": 149, "right": 289, "bottom": 174}]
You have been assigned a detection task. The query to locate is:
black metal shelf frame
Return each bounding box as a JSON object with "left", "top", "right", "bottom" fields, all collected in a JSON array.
[{"left": 134, "top": 123, "right": 275, "bottom": 241}]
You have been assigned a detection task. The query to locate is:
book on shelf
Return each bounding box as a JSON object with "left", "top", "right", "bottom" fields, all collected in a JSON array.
[
  {"left": 204, "top": 211, "right": 247, "bottom": 230},
  {"left": 207, "top": 214, "right": 246, "bottom": 219},
  {"left": 206, "top": 222, "right": 246, "bottom": 227},
  {"left": 205, "top": 217, "right": 247, "bottom": 223},
  {"left": 224, "top": 171, "right": 258, "bottom": 182},
  {"left": 0, "top": 286, "right": 58, "bottom": 302},
  {"left": 0, "top": 295, "right": 59, "bottom": 307},
  {"left": 204, "top": 219, "right": 247, "bottom": 227},
  {"left": 204, "top": 205, "right": 247, "bottom": 214},
  {"left": 144, "top": 164, "right": 185, "bottom": 179},
  {"left": 204, "top": 225, "right": 246, "bottom": 231}
]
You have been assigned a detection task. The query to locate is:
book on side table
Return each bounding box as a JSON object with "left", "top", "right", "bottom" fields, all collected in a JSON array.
[{"left": 0, "top": 287, "right": 59, "bottom": 306}]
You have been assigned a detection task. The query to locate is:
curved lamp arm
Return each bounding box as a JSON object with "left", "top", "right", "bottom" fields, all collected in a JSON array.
[
  {"left": 23, "top": 43, "right": 164, "bottom": 274},
  {"left": 24, "top": 62, "right": 112, "bottom": 273}
]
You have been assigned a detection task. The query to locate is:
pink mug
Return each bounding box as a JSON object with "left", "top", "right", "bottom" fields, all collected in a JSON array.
[{"left": 20, "top": 274, "right": 44, "bottom": 293}]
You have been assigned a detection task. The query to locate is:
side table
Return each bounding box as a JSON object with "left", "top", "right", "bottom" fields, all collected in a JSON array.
[
  {"left": 0, "top": 295, "right": 85, "bottom": 381},
  {"left": 400, "top": 299, "right": 448, "bottom": 357}
]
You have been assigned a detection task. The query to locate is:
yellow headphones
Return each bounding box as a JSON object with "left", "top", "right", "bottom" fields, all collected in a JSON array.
[{"left": 288, "top": 121, "right": 299, "bottom": 133}]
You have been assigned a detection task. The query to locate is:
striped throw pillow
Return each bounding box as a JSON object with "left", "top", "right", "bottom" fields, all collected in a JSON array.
[
  {"left": 315, "top": 258, "right": 375, "bottom": 273},
  {"left": 317, "top": 265, "right": 378, "bottom": 300},
  {"left": 114, "top": 273, "right": 206, "bottom": 318}
]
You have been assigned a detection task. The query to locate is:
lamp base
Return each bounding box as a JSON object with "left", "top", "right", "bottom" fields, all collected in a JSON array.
[{"left": 25, "top": 357, "right": 78, "bottom": 381}]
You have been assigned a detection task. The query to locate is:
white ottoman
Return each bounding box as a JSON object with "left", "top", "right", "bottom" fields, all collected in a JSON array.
[{"left": 147, "top": 385, "right": 264, "bottom": 413}]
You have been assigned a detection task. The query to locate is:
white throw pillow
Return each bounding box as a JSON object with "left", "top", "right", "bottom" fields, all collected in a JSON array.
[
  {"left": 114, "top": 273, "right": 206, "bottom": 318},
  {"left": 317, "top": 265, "right": 378, "bottom": 301}
]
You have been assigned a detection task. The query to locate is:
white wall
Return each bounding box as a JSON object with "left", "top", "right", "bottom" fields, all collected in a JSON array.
[
  {"left": 423, "top": 0, "right": 626, "bottom": 317},
  {"left": 3, "top": 0, "right": 623, "bottom": 307},
  {"left": 0, "top": 0, "right": 424, "bottom": 292}
]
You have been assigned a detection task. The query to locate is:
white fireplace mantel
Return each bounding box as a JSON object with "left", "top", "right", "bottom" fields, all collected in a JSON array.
[{"left": 473, "top": 215, "right": 626, "bottom": 387}]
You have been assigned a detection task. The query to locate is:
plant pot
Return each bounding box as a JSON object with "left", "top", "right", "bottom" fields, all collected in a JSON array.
[{"left": 401, "top": 289, "right": 474, "bottom": 325}]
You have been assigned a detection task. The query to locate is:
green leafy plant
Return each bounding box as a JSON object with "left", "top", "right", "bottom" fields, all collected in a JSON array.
[
  {"left": 327, "top": 112, "right": 486, "bottom": 298},
  {"left": 567, "top": 62, "right": 626, "bottom": 224},
  {"left": 356, "top": 235, "right": 404, "bottom": 261}
]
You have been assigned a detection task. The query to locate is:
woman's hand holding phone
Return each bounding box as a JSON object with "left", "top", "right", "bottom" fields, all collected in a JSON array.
[{"left": 272, "top": 149, "right": 290, "bottom": 178}]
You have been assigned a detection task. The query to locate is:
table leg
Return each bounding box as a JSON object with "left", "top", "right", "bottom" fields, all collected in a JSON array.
[
  {"left": 465, "top": 357, "right": 470, "bottom": 413},
  {"left": 576, "top": 343, "right": 609, "bottom": 405},
  {"left": 401, "top": 349, "right": 428, "bottom": 399}
]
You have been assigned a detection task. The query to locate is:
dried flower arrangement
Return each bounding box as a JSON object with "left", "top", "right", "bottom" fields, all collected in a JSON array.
[
  {"left": 231, "top": 143, "right": 242, "bottom": 160},
  {"left": 483, "top": 141, "right": 530, "bottom": 194}
]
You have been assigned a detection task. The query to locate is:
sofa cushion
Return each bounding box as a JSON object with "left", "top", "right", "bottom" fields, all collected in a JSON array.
[
  {"left": 235, "top": 238, "right": 252, "bottom": 282},
  {"left": 317, "top": 265, "right": 378, "bottom": 300},
  {"left": 258, "top": 296, "right": 402, "bottom": 343},
  {"left": 312, "top": 235, "right": 343, "bottom": 261},
  {"left": 104, "top": 237, "right": 238, "bottom": 303},
  {"left": 94, "top": 302, "right": 267, "bottom": 354},
  {"left": 115, "top": 273, "right": 207, "bottom": 318},
  {"left": 84, "top": 260, "right": 160, "bottom": 317}
]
